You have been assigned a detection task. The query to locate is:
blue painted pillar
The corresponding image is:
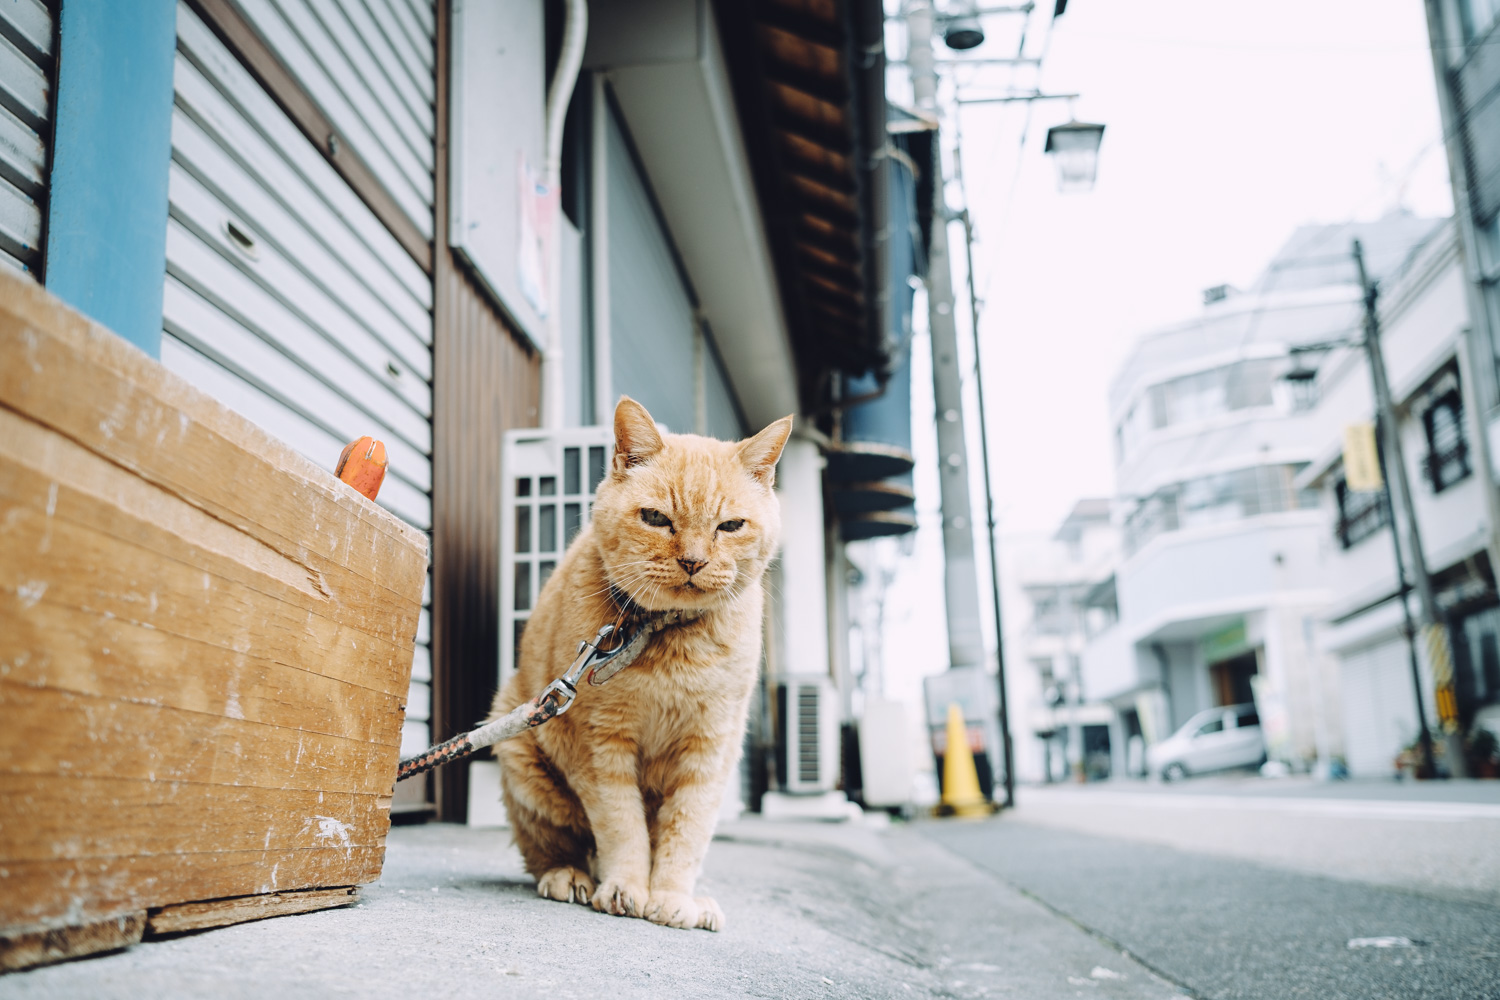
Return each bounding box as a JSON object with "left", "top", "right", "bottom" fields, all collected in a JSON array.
[{"left": 43, "top": 0, "right": 176, "bottom": 357}]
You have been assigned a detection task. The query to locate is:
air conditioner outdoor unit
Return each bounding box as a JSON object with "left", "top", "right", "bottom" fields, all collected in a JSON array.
[{"left": 777, "top": 675, "right": 840, "bottom": 794}]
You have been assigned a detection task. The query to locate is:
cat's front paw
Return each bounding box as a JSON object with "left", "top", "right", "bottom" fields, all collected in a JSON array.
[
  {"left": 591, "top": 877, "right": 648, "bottom": 918},
  {"left": 536, "top": 866, "right": 595, "bottom": 905},
  {"left": 645, "top": 891, "right": 724, "bottom": 931}
]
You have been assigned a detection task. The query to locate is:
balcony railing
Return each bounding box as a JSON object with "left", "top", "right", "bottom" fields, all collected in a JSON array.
[{"left": 1123, "top": 463, "right": 1317, "bottom": 555}]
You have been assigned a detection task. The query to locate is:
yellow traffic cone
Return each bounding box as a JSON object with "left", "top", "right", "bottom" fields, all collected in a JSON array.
[{"left": 938, "top": 702, "right": 993, "bottom": 818}]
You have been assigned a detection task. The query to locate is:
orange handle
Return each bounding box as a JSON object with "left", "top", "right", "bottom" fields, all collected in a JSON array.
[{"left": 336, "top": 436, "right": 388, "bottom": 502}]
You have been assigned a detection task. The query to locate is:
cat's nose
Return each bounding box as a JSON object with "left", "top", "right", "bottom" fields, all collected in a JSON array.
[{"left": 677, "top": 557, "right": 707, "bottom": 577}]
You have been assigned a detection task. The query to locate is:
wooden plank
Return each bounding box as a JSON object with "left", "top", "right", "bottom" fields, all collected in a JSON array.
[
  {"left": 0, "top": 600, "right": 404, "bottom": 747},
  {"left": 0, "top": 683, "right": 399, "bottom": 797},
  {"left": 146, "top": 886, "right": 358, "bottom": 936},
  {"left": 0, "top": 272, "right": 429, "bottom": 607},
  {"left": 0, "top": 775, "right": 389, "bottom": 862},
  {"left": 0, "top": 356, "right": 426, "bottom": 656},
  {"left": 0, "top": 260, "right": 421, "bottom": 948},
  {"left": 0, "top": 448, "right": 418, "bottom": 697},
  {"left": 1, "top": 849, "right": 384, "bottom": 931},
  {"left": 0, "top": 912, "right": 145, "bottom": 972}
]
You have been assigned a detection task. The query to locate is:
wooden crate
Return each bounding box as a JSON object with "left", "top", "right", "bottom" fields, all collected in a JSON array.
[{"left": 0, "top": 270, "right": 428, "bottom": 970}]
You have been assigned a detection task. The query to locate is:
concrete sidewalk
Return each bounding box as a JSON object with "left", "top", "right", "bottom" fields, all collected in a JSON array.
[{"left": 0, "top": 818, "right": 1180, "bottom": 1000}]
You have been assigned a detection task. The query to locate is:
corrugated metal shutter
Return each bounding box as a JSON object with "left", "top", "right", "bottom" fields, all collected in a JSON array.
[
  {"left": 233, "top": 0, "right": 435, "bottom": 237},
  {"left": 0, "top": 0, "right": 53, "bottom": 278},
  {"left": 164, "top": 1, "right": 434, "bottom": 756}
]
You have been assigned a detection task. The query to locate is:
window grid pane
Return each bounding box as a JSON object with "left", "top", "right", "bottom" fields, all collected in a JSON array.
[
  {"left": 514, "top": 561, "right": 532, "bottom": 611},
  {"left": 539, "top": 505, "right": 557, "bottom": 552},
  {"left": 589, "top": 446, "right": 607, "bottom": 492},
  {"left": 564, "top": 447, "right": 581, "bottom": 495},
  {"left": 515, "top": 505, "right": 531, "bottom": 554}
]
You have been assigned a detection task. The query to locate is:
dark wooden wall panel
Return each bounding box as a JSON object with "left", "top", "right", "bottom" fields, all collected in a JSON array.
[{"left": 430, "top": 0, "right": 542, "bottom": 822}]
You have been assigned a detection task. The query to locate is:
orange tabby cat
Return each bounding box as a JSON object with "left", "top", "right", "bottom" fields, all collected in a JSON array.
[{"left": 490, "top": 396, "right": 792, "bottom": 931}]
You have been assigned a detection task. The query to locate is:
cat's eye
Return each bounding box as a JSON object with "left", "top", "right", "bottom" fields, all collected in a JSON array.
[
  {"left": 640, "top": 508, "right": 673, "bottom": 529},
  {"left": 718, "top": 519, "right": 745, "bottom": 533}
]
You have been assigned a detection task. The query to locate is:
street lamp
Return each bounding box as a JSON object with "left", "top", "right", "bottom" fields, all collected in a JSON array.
[
  {"left": 941, "top": 1, "right": 985, "bottom": 49},
  {"left": 1044, "top": 120, "right": 1106, "bottom": 193},
  {"left": 1282, "top": 358, "right": 1320, "bottom": 411}
]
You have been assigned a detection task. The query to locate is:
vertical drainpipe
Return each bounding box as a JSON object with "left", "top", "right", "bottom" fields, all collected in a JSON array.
[{"left": 542, "top": 0, "right": 589, "bottom": 429}]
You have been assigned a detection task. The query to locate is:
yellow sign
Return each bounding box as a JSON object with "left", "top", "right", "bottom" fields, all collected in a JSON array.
[
  {"left": 1343, "top": 423, "right": 1383, "bottom": 492},
  {"left": 1425, "top": 624, "right": 1461, "bottom": 731}
]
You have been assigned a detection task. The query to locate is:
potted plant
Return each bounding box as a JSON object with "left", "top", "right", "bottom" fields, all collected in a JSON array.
[
  {"left": 1394, "top": 736, "right": 1443, "bottom": 779},
  {"left": 1468, "top": 728, "right": 1500, "bottom": 779}
]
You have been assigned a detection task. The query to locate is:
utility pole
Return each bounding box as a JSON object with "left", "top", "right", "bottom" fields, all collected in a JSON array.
[
  {"left": 1371, "top": 413, "right": 1437, "bottom": 779},
  {"left": 908, "top": 3, "right": 1003, "bottom": 798},
  {"left": 908, "top": 3, "right": 987, "bottom": 674},
  {"left": 1354, "top": 239, "right": 1467, "bottom": 778}
]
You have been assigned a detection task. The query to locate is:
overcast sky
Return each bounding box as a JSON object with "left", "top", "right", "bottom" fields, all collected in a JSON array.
[
  {"left": 933, "top": 0, "right": 1453, "bottom": 537},
  {"left": 870, "top": 1, "right": 1455, "bottom": 742}
]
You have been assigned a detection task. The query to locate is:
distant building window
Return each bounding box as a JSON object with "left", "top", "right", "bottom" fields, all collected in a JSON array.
[
  {"left": 1420, "top": 370, "right": 1470, "bottom": 493},
  {"left": 1152, "top": 358, "right": 1277, "bottom": 429},
  {"left": 1115, "top": 358, "right": 1280, "bottom": 461},
  {"left": 1123, "top": 463, "right": 1318, "bottom": 554},
  {"left": 1334, "top": 474, "right": 1388, "bottom": 549}
]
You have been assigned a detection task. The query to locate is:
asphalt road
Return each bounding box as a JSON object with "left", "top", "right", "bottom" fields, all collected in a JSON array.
[{"left": 924, "top": 789, "right": 1500, "bottom": 1000}]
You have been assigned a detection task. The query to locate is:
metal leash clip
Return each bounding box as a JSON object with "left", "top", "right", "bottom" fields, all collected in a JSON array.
[
  {"left": 550, "top": 621, "right": 641, "bottom": 702},
  {"left": 519, "top": 621, "right": 645, "bottom": 725}
]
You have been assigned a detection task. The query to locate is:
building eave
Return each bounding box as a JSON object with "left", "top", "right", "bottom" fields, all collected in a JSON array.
[{"left": 714, "top": 0, "right": 891, "bottom": 410}]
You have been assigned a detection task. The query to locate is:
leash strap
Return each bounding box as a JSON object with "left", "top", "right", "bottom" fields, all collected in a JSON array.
[
  {"left": 394, "top": 603, "right": 700, "bottom": 783},
  {"left": 395, "top": 680, "right": 574, "bottom": 782}
]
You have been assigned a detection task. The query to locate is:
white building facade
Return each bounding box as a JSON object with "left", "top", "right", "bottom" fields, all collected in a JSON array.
[
  {"left": 1300, "top": 219, "right": 1500, "bottom": 777},
  {"left": 1015, "top": 500, "right": 1121, "bottom": 781},
  {"left": 1082, "top": 215, "right": 1446, "bottom": 776}
]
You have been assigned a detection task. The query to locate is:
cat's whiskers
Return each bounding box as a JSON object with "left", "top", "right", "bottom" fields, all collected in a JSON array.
[{"left": 580, "top": 558, "right": 658, "bottom": 601}]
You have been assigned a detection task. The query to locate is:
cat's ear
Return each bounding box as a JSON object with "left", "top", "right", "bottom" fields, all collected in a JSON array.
[
  {"left": 613, "top": 396, "right": 665, "bottom": 472},
  {"left": 737, "top": 415, "right": 794, "bottom": 487}
]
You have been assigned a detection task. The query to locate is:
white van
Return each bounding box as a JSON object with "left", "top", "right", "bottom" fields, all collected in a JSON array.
[{"left": 1147, "top": 704, "right": 1265, "bottom": 781}]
